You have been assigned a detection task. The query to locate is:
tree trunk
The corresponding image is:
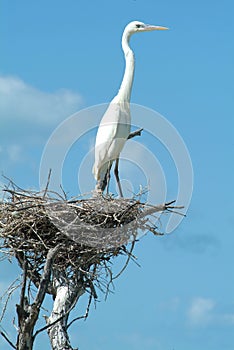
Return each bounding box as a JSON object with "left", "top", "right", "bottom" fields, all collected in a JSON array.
[
  {"left": 16, "top": 246, "right": 60, "bottom": 350},
  {"left": 16, "top": 298, "right": 34, "bottom": 350},
  {"left": 46, "top": 273, "right": 85, "bottom": 350}
]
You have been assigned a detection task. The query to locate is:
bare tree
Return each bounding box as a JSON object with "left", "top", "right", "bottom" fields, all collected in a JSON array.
[{"left": 0, "top": 180, "right": 182, "bottom": 350}]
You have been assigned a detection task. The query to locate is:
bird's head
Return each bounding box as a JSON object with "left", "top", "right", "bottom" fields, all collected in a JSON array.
[{"left": 125, "top": 21, "right": 168, "bottom": 35}]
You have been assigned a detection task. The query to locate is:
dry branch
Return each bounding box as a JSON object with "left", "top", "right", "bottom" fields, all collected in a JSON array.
[{"left": 0, "top": 182, "right": 183, "bottom": 349}]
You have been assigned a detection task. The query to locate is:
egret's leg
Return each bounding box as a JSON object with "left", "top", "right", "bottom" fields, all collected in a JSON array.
[
  {"left": 106, "top": 162, "right": 112, "bottom": 194},
  {"left": 114, "top": 158, "right": 123, "bottom": 197},
  {"left": 101, "top": 172, "right": 107, "bottom": 192}
]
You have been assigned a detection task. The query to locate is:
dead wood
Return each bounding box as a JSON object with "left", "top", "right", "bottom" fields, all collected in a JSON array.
[{"left": 0, "top": 181, "right": 183, "bottom": 349}]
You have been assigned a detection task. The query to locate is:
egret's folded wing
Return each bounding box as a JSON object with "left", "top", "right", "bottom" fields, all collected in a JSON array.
[{"left": 93, "top": 103, "right": 130, "bottom": 179}]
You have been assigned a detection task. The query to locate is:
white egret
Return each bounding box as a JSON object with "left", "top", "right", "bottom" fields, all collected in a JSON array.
[{"left": 93, "top": 20, "right": 168, "bottom": 196}]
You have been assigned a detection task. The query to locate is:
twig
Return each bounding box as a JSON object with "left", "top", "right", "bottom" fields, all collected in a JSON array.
[
  {"left": 128, "top": 128, "right": 143, "bottom": 140},
  {"left": 67, "top": 293, "right": 92, "bottom": 329},
  {"left": 43, "top": 169, "right": 52, "bottom": 199},
  {"left": 112, "top": 240, "right": 136, "bottom": 281},
  {"left": 141, "top": 201, "right": 185, "bottom": 217},
  {"left": 0, "top": 331, "right": 16, "bottom": 349},
  {"left": 0, "top": 278, "right": 21, "bottom": 323}
]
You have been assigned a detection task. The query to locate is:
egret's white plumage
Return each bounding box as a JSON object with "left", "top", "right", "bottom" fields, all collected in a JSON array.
[{"left": 93, "top": 21, "right": 168, "bottom": 196}]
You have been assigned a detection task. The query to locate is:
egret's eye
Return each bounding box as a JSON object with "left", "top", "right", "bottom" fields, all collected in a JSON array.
[{"left": 136, "top": 24, "right": 143, "bottom": 29}]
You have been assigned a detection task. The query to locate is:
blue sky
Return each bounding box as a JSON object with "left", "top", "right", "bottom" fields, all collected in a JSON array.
[{"left": 0, "top": 0, "right": 234, "bottom": 349}]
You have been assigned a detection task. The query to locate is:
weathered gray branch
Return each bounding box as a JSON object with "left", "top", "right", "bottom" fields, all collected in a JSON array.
[
  {"left": 45, "top": 272, "right": 85, "bottom": 350},
  {"left": 16, "top": 245, "right": 61, "bottom": 350},
  {"left": 128, "top": 128, "right": 143, "bottom": 140},
  {"left": 15, "top": 251, "right": 55, "bottom": 297}
]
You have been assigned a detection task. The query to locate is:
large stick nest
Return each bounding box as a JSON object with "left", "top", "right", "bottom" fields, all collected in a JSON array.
[{"left": 0, "top": 182, "right": 182, "bottom": 298}]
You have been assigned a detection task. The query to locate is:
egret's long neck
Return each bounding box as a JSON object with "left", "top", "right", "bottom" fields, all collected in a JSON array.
[{"left": 117, "top": 31, "right": 135, "bottom": 102}]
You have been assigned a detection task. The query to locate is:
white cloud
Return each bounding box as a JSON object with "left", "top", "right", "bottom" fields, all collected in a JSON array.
[
  {"left": 187, "top": 297, "right": 234, "bottom": 328},
  {"left": 0, "top": 144, "right": 24, "bottom": 164},
  {"left": 7, "top": 144, "right": 23, "bottom": 162},
  {"left": 188, "top": 297, "right": 215, "bottom": 326},
  {"left": 0, "top": 75, "right": 83, "bottom": 125}
]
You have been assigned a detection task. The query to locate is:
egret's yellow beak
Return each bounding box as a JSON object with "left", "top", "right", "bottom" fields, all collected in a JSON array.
[{"left": 146, "top": 25, "right": 169, "bottom": 31}]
